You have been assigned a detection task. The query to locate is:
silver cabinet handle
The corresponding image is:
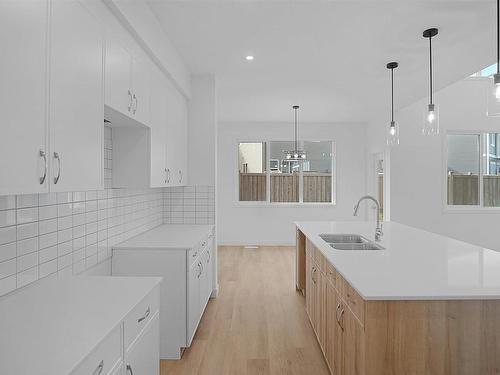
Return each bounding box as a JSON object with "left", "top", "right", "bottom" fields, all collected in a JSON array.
[
  {"left": 179, "top": 170, "right": 182, "bottom": 183},
  {"left": 39, "top": 149, "right": 47, "bottom": 184},
  {"left": 126, "top": 364, "right": 134, "bottom": 375},
  {"left": 197, "top": 261, "right": 202, "bottom": 278},
  {"left": 192, "top": 251, "right": 198, "bottom": 258},
  {"left": 207, "top": 251, "right": 211, "bottom": 264},
  {"left": 167, "top": 168, "right": 170, "bottom": 183},
  {"left": 53, "top": 152, "right": 61, "bottom": 184},
  {"left": 132, "top": 94, "right": 137, "bottom": 114},
  {"left": 335, "top": 303, "right": 341, "bottom": 323},
  {"left": 92, "top": 360, "right": 104, "bottom": 375},
  {"left": 138, "top": 306, "right": 150, "bottom": 323},
  {"left": 338, "top": 308, "right": 345, "bottom": 330},
  {"left": 311, "top": 267, "right": 317, "bottom": 284},
  {"left": 127, "top": 90, "right": 132, "bottom": 112}
]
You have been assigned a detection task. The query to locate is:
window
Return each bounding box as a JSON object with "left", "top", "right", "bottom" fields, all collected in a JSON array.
[
  {"left": 238, "top": 141, "right": 335, "bottom": 204},
  {"left": 470, "top": 63, "right": 497, "bottom": 78},
  {"left": 446, "top": 133, "right": 500, "bottom": 208}
]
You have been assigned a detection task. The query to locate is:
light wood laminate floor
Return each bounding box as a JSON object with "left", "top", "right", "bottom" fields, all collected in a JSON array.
[{"left": 160, "top": 246, "right": 330, "bottom": 375}]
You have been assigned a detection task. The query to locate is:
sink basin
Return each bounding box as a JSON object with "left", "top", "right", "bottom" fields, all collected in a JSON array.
[
  {"left": 329, "top": 242, "right": 385, "bottom": 251},
  {"left": 319, "top": 234, "right": 368, "bottom": 244},
  {"left": 319, "top": 233, "right": 385, "bottom": 251}
]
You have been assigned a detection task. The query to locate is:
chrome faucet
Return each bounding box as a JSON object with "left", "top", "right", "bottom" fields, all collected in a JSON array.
[{"left": 353, "top": 195, "right": 383, "bottom": 241}]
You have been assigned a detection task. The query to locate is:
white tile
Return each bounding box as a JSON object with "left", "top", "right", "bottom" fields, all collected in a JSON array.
[
  {"left": 39, "top": 193, "right": 57, "bottom": 206},
  {"left": 17, "top": 266, "right": 38, "bottom": 288},
  {"left": 86, "top": 222, "right": 98, "bottom": 235},
  {"left": 0, "top": 210, "right": 16, "bottom": 228},
  {"left": 39, "top": 245, "right": 57, "bottom": 263},
  {"left": 73, "top": 236, "right": 85, "bottom": 251},
  {"left": 86, "top": 191, "right": 97, "bottom": 201},
  {"left": 86, "top": 232, "right": 97, "bottom": 246},
  {"left": 86, "top": 254, "right": 98, "bottom": 268},
  {"left": 0, "top": 242, "right": 16, "bottom": 262},
  {"left": 39, "top": 205, "right": 57, "bottom": 220},
  {"left": 86, "top": 210, "right": 97, "bottom": 223},
  {"left": 0, "top": 259, "right": 16, "bottom": 279},
  {"left": 97, "top": 190, "right": 108, "bottom": 200},
  {"left": 39, "top": 218, "right": 57, "bottom": 235},
  {"left": 73, "top": 202, "right": 85, "bottom": 215},
  {"left": 56, "top": 192, "right": 73, "bottom": 204},
  {"left": 73, "top": 192, "right": 86, "bottom": 202},
  {"left": 57, "top": 216, "right": 72, "bottom": 230},
  {"left": 85, "top": 200, "right": 97, "bottom": 212},
  {"left": 73, "top": 224, "right": 85, "bottom": 239},
  {"left": 16, "top": 207, "right": 38, "bottom": 224},
  {"left": 57, "top": 203, "right": 72, "bottom": 217},
  {"left": 73, "top": 213, "right": 85, "bottom": 227},
  {"left": 17, "top": 237, "right": 38, "bottom": 256},
  {"left": 39, "top": 232, "right": 57, "bottom": 250},
  {"left": 17, "top": 222, "right": 38, "bottom": 240},
  {"left": 58, "top": 253, "right": 72, "bottom": 270},
  {"left": 73, "top": 259, "right": 85, "bottom": 275},
  {"left": 57, "top": 241, "right": 72, "bottom": 257},
  {"left": 0, "top": 275, "right": 16, "bottom": 296},
  {"left": 0, "top": 196, "right": 16, "bottom": 210},
  {"left": 58, "top": 228, "right": 72, "bottom": 244},
  {"left": 17, "top": 252, "right": 38, "bottom": 272},
  {"left": 16, "top": 194, "right": 39, "bottom": 208},
  {"left": 73, "top": 248, "right": 85, "bottom": 263},
  {"left": 39, "top": 259, "right": 57, "bottom": 278},
  {"left": 0, "top": 226, "right": 16, "bottom": 246},
  {"left": 86, "top": 243, "right": 98, "bottom": 257}
]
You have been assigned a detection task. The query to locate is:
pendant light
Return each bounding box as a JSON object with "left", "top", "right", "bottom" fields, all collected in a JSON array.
[
  {"left": 386, "top": 62, "right": 399, "bottom": 146},
  {"left": 422, "top": 28, "right": 439, "bottom": 135},
  {"left": 487, "top": 0, "right": 500, "bottom": 116},
  {"left": 284, "top": 105, "right": 306, "bottom": 161}
]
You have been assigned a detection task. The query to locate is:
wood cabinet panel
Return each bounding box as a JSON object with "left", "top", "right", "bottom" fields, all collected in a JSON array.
[
  {"left": 343, "top": 308, "right": 365, "bottom": 375},
  {"left": 326, "top": 281, "right": 342, "bottom": 375}
]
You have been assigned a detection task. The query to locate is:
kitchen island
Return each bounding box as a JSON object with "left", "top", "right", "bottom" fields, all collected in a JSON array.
[{"left": 296, "top": 221, "right": 500, "bottom": 375}]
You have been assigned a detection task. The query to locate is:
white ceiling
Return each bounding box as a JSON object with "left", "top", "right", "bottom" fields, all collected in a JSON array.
[{"left": 149, "top": 0, "right": 495, "bottom": 123}]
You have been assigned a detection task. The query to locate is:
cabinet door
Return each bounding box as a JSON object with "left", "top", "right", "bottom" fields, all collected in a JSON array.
[
  {"left": 149, "top": 68, "right": 168, "bottom": 187},
  {"left": 105, "top": 38, "right": 132, "bottom": 116},
  {"left": 131, "top": 56, "right": 151, "bottom": 126},
  {"left": 49, "top": 0, "right": 104, "bottom": 192},
  {"left": 187, "top": 261, "right": 201, "bottom": 346},
  {"left": 176, "top": 95, "right": 188, "bottom": 186},
  {"left": 125, "top": 313, "right": 160, "bottom": 375},
  {"left": 305, "top": 251, "right": 312, "bottom": 321},
  {"left": 316, "top": 270, "right": 327, "bottom": 353},
  {"left": 0, "top": 0, "right": 48, "bottom": 195},
  {"left": 199, "top": 251, "right": 209, "bottom": 312},
  {"left": 326, "top": 282, "right": 342, "bottom": 375},
  {"left": 343, "top": 308, "right": 364, "bottom": 375}
]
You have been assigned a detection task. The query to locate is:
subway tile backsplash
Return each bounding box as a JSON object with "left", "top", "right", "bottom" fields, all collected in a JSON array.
[{"left": 0, "top": 125, "right": 216, "bottom": 297}]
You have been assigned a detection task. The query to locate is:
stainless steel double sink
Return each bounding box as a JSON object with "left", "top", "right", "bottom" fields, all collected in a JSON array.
[{"left": 319, "top": 234, "right": 385, "bottom": 251}]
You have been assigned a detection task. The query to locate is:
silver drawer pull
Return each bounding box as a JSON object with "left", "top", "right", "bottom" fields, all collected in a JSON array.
[
  {"left": 132, "top": 94, "right": 137, "bottom": 114},
  {"left": 39, "top": 149, "right": 47, "bottom": 184},
  {"left": 126, "top": 364, "right": 134, "bottom": 375},
  {"left": 138, "top": 306, "right": 150, "bottom": 323},
  {"left": 192, "top": 251, "right": 198, "bottom": 258},
  {"left": 202, "top": 241, "right": 206, "bottom": 247},
  {"left": 53, "top": 152, "right": 61, "bottom": 184},
  {"left": 92, "top": 360, "right": 104, "bottom": 375},
  {"left": 127, "top": 90, "right": 132, "bottom": 112}
]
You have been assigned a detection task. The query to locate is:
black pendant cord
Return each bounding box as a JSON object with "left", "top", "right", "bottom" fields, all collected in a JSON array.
[
  {"left": 294, "top": 107, "right": 298, "bottom": 151},
  {"left": 391, "top": 68, "right": 395, "bottom": 123},
  {"left": 429, "top": 35, "right": 433, "bottom": 105}
]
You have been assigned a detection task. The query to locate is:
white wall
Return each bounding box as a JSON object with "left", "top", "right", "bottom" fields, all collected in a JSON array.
[
  {"left": 217, "top": 121, "right": 367, "bottom": 245},
  {"left": 387, "top": 78, "right": 500, "bottom": 251}
]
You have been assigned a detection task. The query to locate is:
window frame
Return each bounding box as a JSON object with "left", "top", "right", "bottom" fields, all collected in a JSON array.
[
  {"left": 235, "top": 139, "right": 337, "bottom": 207},
  {"left": 443, "top": 130, "right": 500, "bottom": 213}
]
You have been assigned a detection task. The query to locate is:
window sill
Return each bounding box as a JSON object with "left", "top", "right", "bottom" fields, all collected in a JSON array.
[{"left": 443, "top": 206, "right": 500, "bottom": 214}]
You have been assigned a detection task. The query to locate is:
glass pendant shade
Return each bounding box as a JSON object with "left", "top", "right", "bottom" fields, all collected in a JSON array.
[
  {"left": 423, "top": 103, "right": 439, "bottom": 135},
  {"left": 387, "top": 120, "right": 400, "bottom": 146},
  {"left": 487, "top": 73, "right": 500, "bottom": 116}
]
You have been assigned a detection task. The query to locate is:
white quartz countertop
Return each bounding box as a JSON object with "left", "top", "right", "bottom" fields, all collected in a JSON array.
[
  {"left": 0, "top": 276, "right": 161, "bottom": 375},
  {"left": 113, "top": 224, "right": 214, "bottom": 250},
  {"left": 296, "top": 221, "right": 500, "bottom": 300}
]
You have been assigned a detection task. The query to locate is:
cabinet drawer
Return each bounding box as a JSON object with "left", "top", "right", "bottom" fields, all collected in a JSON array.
[
  {"left": 71, "top": 325, "right": 121, "bottom": 375},
  {"left": 325, "top": 262, "right": 337, "bottom": 286},
  {"left": 124, "top": 285, "right": 160, "bottom": 351},
  {"left": 345, "top": 283, "right": 365, "bottom": 325}
]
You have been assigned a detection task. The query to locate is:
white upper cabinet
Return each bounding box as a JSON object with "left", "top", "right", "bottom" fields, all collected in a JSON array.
[
  {"left": 150, "top": 67, "right": 168, "bottom": 188},
  {"left": 0, "top": 0, "right": 48, "bottom": 195},
  {"left": 165, "top": 83, "right": 188, "bottom": 187},
  {"left": 105, "top": 40, "right": 132, "bottom": 116},
  {"left": 0, "top": 0, "right": 104, "bottom": 195},
  {"left": 105, "top": 38, "right": 150, "bottom": 127},
  {"left": 49, "top": 0, "right": 104, "bottom": 192}
]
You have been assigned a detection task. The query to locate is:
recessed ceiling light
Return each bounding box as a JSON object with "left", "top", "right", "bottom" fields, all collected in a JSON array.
[{"left": 245, "top": 55, "right": 254, "bottom": 61}]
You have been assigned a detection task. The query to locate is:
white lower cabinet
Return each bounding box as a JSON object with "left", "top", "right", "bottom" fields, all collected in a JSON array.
[
  {"left": 125, "top": 313, "right": 160, "bottom": 375},
  {"left": 112, "top": 225, "right": 215, "bottom": 359}
]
